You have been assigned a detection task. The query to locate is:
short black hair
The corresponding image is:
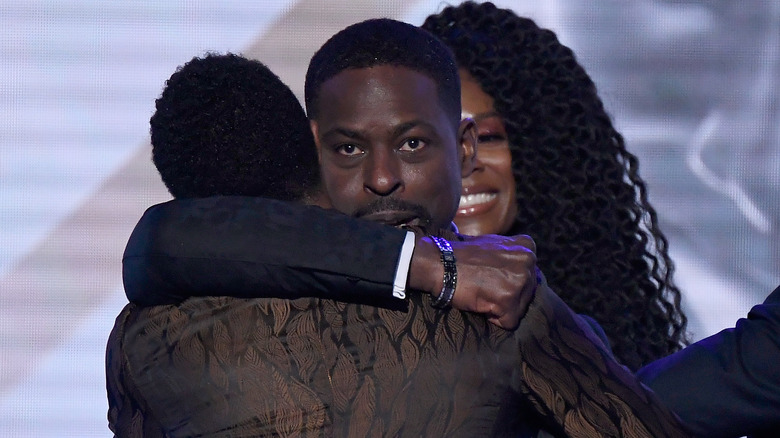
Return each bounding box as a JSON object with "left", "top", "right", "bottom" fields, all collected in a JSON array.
[
  {"left": 150, "top": 52, "right": 319, "bottom": 201},
  {"left": 304, "top": 18, "right": 460, "bottom": 126}
]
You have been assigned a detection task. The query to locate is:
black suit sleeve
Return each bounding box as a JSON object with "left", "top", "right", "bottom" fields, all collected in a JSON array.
[
  {"left": 123, "top": 196, "right": 408, "bottom": 306},
  {"left": 638, "top": 285, "right": 780, "bottom": 438}
]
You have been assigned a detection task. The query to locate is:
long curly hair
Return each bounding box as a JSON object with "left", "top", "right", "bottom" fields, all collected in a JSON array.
[{"left": 423, "top": 2, "right": 688, "bottom": 369}]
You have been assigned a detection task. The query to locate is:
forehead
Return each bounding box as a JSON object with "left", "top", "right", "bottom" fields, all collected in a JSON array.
[
  {"left": 313, "top": 65, "right": 450, "bottom": 130},
  {"left": 459, "top": 69, "right": 496, "bottom": 119}
]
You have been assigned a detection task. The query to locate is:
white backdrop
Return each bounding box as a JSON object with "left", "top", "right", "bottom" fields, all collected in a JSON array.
[{"left": 1, "top": 1, "right": 778, "bottom": 436}]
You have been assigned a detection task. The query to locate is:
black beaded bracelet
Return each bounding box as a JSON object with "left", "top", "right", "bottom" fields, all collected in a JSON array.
[{"left": 429, "top": 235, "right": 457, "bottom": 309}]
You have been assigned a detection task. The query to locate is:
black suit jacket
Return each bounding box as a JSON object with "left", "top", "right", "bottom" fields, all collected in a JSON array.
[
  {"left": 124, "top": 196, "right": 407, "bottom": 308},
  {"left": 637, "top": 285, "right": 780, "bottom": 438}
]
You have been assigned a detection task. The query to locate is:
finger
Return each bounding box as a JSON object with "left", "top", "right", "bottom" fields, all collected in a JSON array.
[
  {"left": 499, "top": 314, "right": 521, "bottom": 331},
  {"left": 491, "top": 311, "right": 522, "bottom": 331},
  {"left": 513, "top": 234, "right": 536, "bottom": 253},
  {"left": 487, "top": 316, "right": 508, "bottom": 330},
  {"left": 515, "top": 276, "right": 539, "bottom": 319}
]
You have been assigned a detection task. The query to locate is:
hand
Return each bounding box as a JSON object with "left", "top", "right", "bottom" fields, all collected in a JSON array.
[
  {"left": 409, "top": 233, "right": 538, "bottom": 330},
  {"left": 451, "top": 234, "right": 538, "bottom": 330}
]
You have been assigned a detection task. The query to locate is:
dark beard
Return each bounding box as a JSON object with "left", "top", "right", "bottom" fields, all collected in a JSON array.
[{"left": 352, "top": 197, "right": 433, "bottom": 230}]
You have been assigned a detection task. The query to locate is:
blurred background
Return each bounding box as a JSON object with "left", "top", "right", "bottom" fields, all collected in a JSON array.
[{"left": 1, "top": 0, "right": 777, "bottom": 435}]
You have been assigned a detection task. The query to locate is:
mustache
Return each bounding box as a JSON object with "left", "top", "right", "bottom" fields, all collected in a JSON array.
[{"left": 353, "top": 198, "right": 432, "bottom": 224}]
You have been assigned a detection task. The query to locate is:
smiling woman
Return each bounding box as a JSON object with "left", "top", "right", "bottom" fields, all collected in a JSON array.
[
  {"left": 423, "top": 1, "right": 688, "bottom": 370},
  {"left": 456, "top": 69, "right": 518, "bottom": 236}
]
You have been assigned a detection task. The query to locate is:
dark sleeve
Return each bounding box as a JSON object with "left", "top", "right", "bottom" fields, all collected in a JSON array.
[
  {"left": 123, "top": 196, "right": 408, "bottom": 306},
  {"left": 638, "top": 285, "right": 780, "bottom": 438}
]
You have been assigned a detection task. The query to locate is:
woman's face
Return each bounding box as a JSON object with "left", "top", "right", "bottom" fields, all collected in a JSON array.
[{"left": 455, "top": 70, "right": 518, "bottom": 236}]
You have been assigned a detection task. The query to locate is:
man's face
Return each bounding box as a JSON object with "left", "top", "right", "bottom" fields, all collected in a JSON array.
[{"left": 310, "top": 65, "right": 476, "bottom": 232}]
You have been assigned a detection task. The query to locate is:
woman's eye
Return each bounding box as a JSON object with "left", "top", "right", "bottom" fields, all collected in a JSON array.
[
  {"left": 478, "top": 134, "right": 506, "bottom": 144},
  {"left": 400, "top": 138, "right": 427, "bottom": 151}
]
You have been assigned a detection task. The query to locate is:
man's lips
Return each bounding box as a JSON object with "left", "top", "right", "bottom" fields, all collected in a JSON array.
[{"left": 358, "top": 210, "right": 422, "bottom": 227}]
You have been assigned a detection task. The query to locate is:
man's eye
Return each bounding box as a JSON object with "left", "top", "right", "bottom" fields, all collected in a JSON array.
[
  {"left": 336, "top": 144, "right": 363, "bottom": 156},
  {"left": 399, "top": 138, "right": 427, "bottom": 152}
]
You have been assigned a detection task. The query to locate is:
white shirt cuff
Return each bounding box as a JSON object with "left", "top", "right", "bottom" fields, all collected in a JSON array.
[{"left": 392, "top": 231, "right": 416, "bottom": 299}]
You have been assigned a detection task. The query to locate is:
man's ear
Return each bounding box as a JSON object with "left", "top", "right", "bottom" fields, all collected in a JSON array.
[
  {"left": 457, "top": 117, "right": 477, "bottom": 178},
  {"left": 306, "top": 120, "right": 332, "bottom": 208},
  {"left": 310, "top": 120, "right": 323, "bottom": 164}
]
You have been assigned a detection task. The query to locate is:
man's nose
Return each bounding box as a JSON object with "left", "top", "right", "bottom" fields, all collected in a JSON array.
[{"left": 364, "top": 149, "right": 402, "bottom": 196}]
